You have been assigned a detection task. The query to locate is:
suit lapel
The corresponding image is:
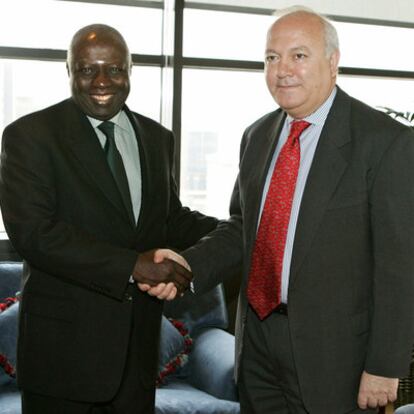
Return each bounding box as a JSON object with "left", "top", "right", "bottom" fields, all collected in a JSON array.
[
  {"left": 246, "top": 111, "right": 286, "bottom": 231},
  {"left": 289, "top": 89, "right": 352, "bottom": 285},
  {"left": 62, "top": 100, "right": 132, "bottom": 226}
]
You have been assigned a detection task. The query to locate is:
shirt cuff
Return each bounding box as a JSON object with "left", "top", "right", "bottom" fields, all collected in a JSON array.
[{"left": 129, "top": 275, "right": 135, "bottom": 284}]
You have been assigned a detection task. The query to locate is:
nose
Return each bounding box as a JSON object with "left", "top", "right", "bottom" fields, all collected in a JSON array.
[
  {"left": 277, "top": 57, "right": 292, "bottom": 78},
  {"left": 92, "top": 68, "right": 111, "bottom": 88}
]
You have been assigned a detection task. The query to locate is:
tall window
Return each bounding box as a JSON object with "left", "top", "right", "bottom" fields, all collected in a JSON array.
[
  {"left": 179, "top": 6, "right": 414, "bottom": 219},
  {"left": 0, "top": 0, "right": 163, "bottom": 237}
]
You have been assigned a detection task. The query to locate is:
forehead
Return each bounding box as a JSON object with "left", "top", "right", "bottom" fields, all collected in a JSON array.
[
  {"left": 71, "top": 33, "right": 129, "bottom": 62},
  {"left": 266, "top": 14, "right": 325, "bottom": 51}
]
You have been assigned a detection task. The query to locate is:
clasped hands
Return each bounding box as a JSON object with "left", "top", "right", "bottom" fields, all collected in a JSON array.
[{"left": 132, "top": 249, "right": 190, "bottom": 301}]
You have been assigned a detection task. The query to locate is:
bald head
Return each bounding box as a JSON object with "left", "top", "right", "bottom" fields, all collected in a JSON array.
[{"left": 67, "top": 24, "right": 131, "bottom": 69}]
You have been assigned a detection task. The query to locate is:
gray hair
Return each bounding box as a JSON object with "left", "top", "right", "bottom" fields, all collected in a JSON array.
[{"left": 273, "top": 5, "right": 339, "bottom": 57}]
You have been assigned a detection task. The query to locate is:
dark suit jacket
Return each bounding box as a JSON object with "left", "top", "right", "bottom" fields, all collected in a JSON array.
[
  {"left": 183, "top": 87, "right": 414, "bottom": 413},
  {"left": 0, "top": 98, "right": 217, "bottom": 402}
]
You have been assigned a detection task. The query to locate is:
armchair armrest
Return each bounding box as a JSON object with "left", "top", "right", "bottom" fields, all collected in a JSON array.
[{"left": 188, "top": 328, "right": 238, "bottom": 401}]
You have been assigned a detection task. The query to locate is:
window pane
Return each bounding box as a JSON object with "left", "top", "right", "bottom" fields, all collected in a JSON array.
[
  {"left": 0, "top": 0, "right": 162, "bottom": 55},
  {"left": 184, "top": 9, "right": 274, "bottom": 60},
  {"left": 0, "top": 59, "right": 161, "bottom": 235},
  {"left": 337, "top": 75, "right": 414, "bottom": 122},
  {"left": 183, "top": 9, "right": 414, "bottom": 73},
  {"left": 180, "top": 69, "right": 275, "bottom": 218},
  {"left": 181, "top": 70, "right": 414, "bottom": 219},
  {"left": 335, "top": 22, "right": 414, "bottom": 71},
  {"left": 0, "top": 60, "right": 160, "bottom": 134}
]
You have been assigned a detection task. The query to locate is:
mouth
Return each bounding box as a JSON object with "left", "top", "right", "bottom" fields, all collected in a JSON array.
[
  {"left": 90, "top": 94, "right": 114, "bottom": 105},
  {"left": 277, "top": 84, "right": 298, "bottom": 89}
]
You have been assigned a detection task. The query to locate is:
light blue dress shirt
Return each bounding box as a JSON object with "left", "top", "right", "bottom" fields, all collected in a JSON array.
[
  {"left": 258, "top": 87, "right": 337, "bottom": 303},
  {"left": 89, "top": 111, "right": 142, "bottom": 224}
]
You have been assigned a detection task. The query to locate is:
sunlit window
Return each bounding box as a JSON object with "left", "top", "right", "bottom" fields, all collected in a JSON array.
[
  {"left": 184, "top": 9, "right": 274, "bottom": 61},
  {"left": 180, "top": 69, "right": 275, "bottom": 218},
  {"left": 0, "top": 0, "right": 162, "bottom": 54},
  {"left": 338, "top": 75, "right": 414, "bottom": 116},
  {"left": 335, "top": 22, "right": 414, "bottom": 71},
  {"left": 180, "top": 10, "right": 414, "bottom": 219},
  {"left": 0, "top": 60, "right": 161, "bottom": 234},
  {"left": 0, "top": 60, "right": 161, "bottom": 136}
]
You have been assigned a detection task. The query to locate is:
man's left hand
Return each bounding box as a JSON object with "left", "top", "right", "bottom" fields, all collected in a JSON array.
[{"left": 357, "top": 370, "right": 398, "bottom": 409}]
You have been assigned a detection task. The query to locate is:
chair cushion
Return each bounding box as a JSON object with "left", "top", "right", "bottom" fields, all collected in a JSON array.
[
  {"left": 189, "top": 328, "right": 237, "bottom": 401},
  {"left": 395, "top": 405, "right": 414, "bottom": 414},
  {"left": 0, "top": 392, "right": 21, "bottom": 414},
  {"left": 0, "top": 263, "right": 22, "bottom": 301},
  {"left": 163, "top": 284, "right": 228, "bottom": 336},
  {"left": 155, "top": 379, "right": 240, "bottom": 414},
  {"left": 157, "top": 316, "right": 192, "bottom": 386},
  {"left": 0, "top": 301, "right": 18, "bottom": 379}
]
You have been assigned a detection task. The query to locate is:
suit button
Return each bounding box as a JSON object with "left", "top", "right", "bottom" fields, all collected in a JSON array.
[{"left": 124, "top": 293, "right": 132, "bottom": 301}]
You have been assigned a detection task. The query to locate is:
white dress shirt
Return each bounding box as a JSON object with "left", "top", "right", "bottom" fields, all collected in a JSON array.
[{"left": 258, "top": 87, "right": 337, "bottom": 303}]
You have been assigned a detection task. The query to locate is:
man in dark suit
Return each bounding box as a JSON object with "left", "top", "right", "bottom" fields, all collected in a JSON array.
[
  {"left": 0, "top": 24, "right": 217, "bottom": 413},
  {"left": 154, "top": 7, "right": 414, "bottom": 413}
]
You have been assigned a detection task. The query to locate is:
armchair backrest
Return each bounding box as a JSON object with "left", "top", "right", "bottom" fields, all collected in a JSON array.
[
  {"left": 0, "top": 262, "right": 22, "bottom": 301},
  {"left": 163, "top": 284, "right": 229, "bottom": 336}
]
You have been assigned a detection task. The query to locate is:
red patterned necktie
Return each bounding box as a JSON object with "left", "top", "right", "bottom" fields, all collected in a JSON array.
[{"left": 247, "top": 120, "right": 311, "bottom": 320}]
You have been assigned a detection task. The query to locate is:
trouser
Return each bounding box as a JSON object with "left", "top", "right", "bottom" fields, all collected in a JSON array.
[{"left": 238, "top": 306, "right": 377, "bottom": 414}]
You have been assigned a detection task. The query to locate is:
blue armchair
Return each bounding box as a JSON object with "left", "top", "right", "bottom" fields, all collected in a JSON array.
[
  {"left": 0, "top": 261, "right": 240, "bottom": 414},
  {"left": 396, "top": 405, "right": 414, "bottom": 414}
]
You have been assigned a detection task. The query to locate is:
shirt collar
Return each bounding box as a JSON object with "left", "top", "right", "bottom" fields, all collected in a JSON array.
[
  {"left": 87, "top": 110, "right": 129, "bottom": 132},
  {"left": 286, "top": 86, "right": 337, "bottom": 127}
]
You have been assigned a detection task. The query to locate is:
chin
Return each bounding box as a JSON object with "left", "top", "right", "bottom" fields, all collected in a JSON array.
[{"left": 88, "top": 107, "right": 118, "bottom": 121}]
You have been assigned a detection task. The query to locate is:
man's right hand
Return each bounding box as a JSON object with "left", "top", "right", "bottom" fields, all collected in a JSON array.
[{"left": 132, "top": 249, "right": 193, "bottom": 295}]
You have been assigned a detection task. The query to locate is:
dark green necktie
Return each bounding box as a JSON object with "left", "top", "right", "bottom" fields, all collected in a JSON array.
[{"left": 98, "top": 121, "right": 135, "bottom": 225}]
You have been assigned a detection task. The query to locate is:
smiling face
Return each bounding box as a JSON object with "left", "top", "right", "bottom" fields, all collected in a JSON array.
[
  {"left": 265, "top": 12, "right": 339, "bottom": 119},
  {"left": 67, "top": 25, "right": 131, "bottom": 121}
]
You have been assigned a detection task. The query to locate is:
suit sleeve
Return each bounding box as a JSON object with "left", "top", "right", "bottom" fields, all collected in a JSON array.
[
  {"left": 0, "top": 121, "right": 138, "bottom": 301},
  {"left": 365, "top": 126, "right": 414, "bottom": 377}
]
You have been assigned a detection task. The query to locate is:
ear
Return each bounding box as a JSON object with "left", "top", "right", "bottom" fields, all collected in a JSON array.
[{"left": 329, "top": 49, "right": 340, "bottom": 78}]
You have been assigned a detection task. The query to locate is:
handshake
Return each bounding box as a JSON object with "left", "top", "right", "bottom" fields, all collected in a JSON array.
[{"left": 132, "top": 249, "right": 191, "bottom": 301}]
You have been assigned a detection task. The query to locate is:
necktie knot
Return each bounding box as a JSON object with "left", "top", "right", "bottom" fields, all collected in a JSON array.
[
  {"left": 289, "top": 120, "right": 311, "bottom": 143},
  {"left": 98, "top": 121, "right": 116, "bottom": 153},
  {"left": 98, "top": 121, "right": 115, "bottom": 136},
  {"left": 97, "top": 120, "right": 135, "bottom": 225}
]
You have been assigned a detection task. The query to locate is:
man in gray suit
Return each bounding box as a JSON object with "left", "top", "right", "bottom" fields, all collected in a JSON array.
[{"left": 150, "top": 6, "right": 414, "bottom": 413}]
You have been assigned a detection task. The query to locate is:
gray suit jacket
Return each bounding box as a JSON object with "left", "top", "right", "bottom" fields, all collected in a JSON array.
[{"left": 183, "top": 87, "right": 414, "bottom": 413}]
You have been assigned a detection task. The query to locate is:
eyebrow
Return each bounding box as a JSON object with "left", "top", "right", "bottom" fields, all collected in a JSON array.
[{"left": 265, "top": 46, "right": 310, "bottom": 55}]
